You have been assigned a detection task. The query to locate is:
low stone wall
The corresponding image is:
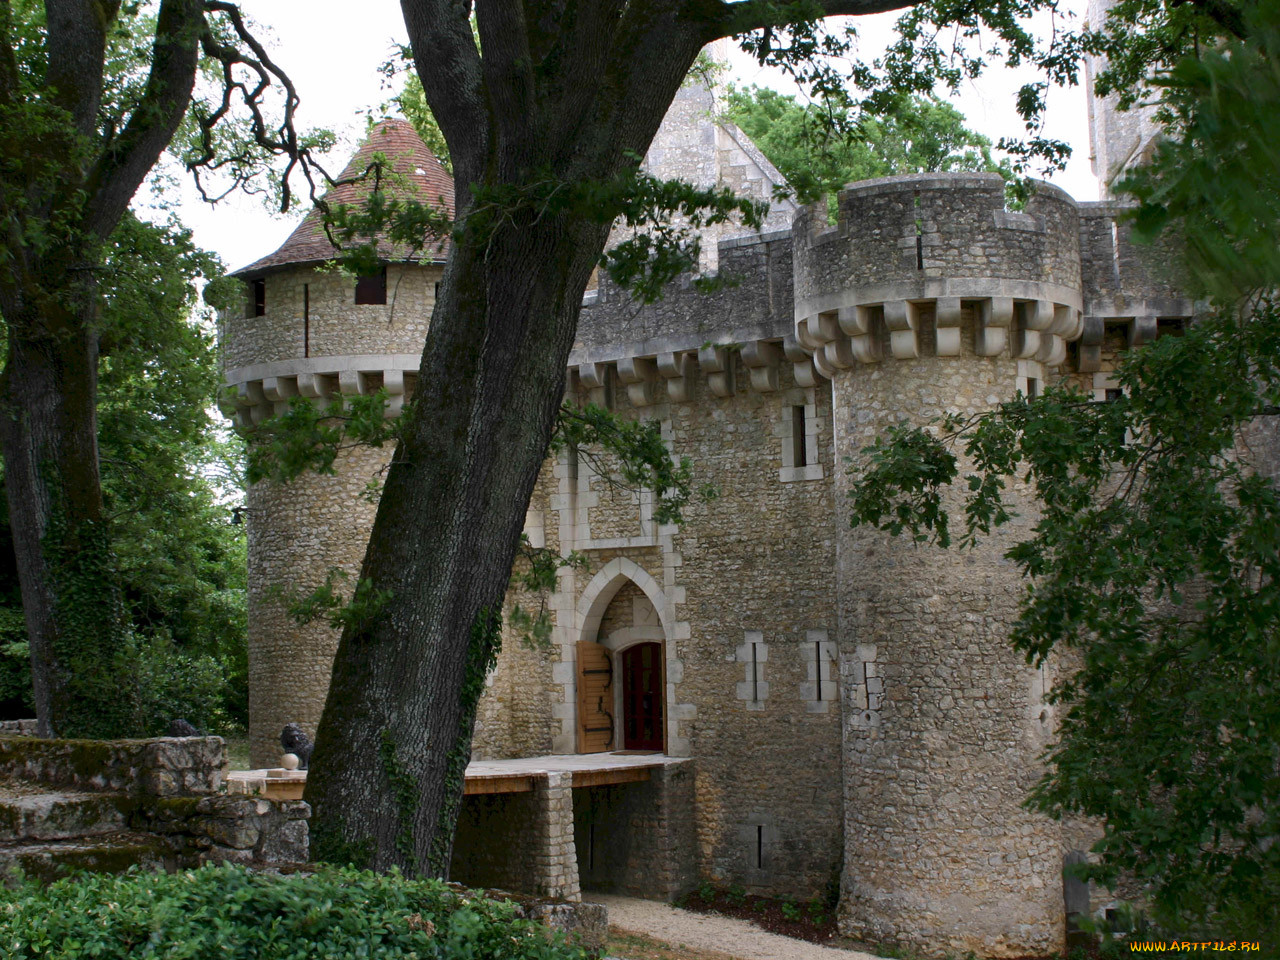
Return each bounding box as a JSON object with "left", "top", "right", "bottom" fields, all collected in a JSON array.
[
  {"left": 513, "top": 897, "right": 608, "bottom": 957},
  {"left": 0, "top": 735, "right": 226, "bottom": 797},
  {"left": 135, "top": 795, "right": 310, "bottom": 865},
  {"left": 0, "top": 719, "right": 38, "bottom": 737}
]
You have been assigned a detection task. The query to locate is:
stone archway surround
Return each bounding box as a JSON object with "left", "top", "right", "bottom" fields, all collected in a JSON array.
[{"left": 551, "top": 557, "right": 695, "bottom": 756}]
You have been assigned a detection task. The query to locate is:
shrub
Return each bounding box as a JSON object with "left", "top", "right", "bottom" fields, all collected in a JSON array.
[{"left": 0, "top": 863, "right": 587, "bottom": 959}]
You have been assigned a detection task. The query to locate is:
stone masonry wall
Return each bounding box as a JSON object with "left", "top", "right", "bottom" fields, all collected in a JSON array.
[
  {"left": 831, "top": 316, "right": 1066, "bottom": 957},
  {"left": 451, "top": 774, "right": 579, "bottom": 900},
  {"left": 573, "top": 762, "right": 696, "bottom": 899},
  {"left": 794, "top": 174, "right": 1081, "bottom": 298},
  {"left": 222, "top": 263, "right": 441, "bottom": 371},
  {"left": 530, "top": 348, "right": 843, "bottom": 899},
  {"left": 245, "top": 444, "right": 390, "bottom": 767}
]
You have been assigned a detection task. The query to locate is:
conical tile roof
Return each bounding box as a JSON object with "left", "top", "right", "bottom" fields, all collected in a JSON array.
[{"left": 232, "top": 119, "right": 454, "bottom": 277}]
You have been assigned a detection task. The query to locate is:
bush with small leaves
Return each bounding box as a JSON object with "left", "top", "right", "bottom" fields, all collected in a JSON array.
[{"left": 0, "top": 863, "right": 587, "bottom": 960}]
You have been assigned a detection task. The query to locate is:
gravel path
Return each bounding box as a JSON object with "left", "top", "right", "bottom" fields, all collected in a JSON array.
[{"left": 598, "top": 895, "right": 882, "bottom": 960}]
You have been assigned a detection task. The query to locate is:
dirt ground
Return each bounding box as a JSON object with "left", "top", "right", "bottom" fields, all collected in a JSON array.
[{"left": 598, "top": 894, "right": 883, "bottom": 960}]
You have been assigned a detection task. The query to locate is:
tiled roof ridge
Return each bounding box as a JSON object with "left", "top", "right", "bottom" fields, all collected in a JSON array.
[{"left": 231, "top": 118, "right": 455, "bottom": 277}]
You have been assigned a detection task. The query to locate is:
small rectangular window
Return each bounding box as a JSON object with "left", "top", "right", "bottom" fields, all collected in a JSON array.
[
  {"left": 355, "top": 266, "right": 387, "bottom": 305},
  {"left": 250, "top": 278, "right": 265, "bottom": 318},
  {"left": 1026, "top": 378, "right": 1040, "bottom": 399},
  {"left": 791, "top": 405, "right": 808, "bottom": 467},
  {"left": 1105, "top": 388, "right": 1124, "bottom": 403}
]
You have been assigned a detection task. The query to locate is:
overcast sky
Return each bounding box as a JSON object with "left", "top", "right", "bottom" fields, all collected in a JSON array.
[{"left": 160, "top": 1, "right": 1098, "bottom": 273}]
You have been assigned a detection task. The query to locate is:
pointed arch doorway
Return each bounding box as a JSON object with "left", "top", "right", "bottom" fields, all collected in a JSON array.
[{"left": 574, "top": 564, "right": 673, "bottom": 755}]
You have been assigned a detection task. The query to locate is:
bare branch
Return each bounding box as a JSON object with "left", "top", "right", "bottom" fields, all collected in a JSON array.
[{"left": 82, "top": 0, "right": 203, "bottom": 239}]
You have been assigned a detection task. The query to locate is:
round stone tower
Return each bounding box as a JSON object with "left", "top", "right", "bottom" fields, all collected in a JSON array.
[
  {"left": 792, "top": 172, "right": 1085, "bottom": 956},
  {"left": 220, "top": 119, "right": 454, "bottom": 766}
]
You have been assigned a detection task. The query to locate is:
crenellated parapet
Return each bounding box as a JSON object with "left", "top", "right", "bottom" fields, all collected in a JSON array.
[
  {"left": 1076, "top": 201, "right": 1196, "bottom": 373},
  {"left": 792, "top": 173, "right": 1086, "bottom": 373}
]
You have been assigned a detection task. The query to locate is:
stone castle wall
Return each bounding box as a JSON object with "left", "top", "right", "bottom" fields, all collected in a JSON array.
[{"left": 223, "top": 129, "right": 1206, "bottom": 953}]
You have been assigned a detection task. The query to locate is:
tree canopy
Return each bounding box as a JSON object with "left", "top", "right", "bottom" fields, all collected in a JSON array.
[{"left": 724, "top": 86, "right": 1010, "bottom": 205}]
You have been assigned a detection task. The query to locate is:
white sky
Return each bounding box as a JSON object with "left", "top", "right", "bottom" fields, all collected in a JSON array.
[{"left": 162, "top": 1, "right": 1099, "bottom": 273}]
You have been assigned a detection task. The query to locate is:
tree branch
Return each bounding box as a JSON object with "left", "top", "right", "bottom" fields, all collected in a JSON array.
[
  {"left": 700, "top": 0, "right": 918, "bottom": 40},
  {"left": 43, "top": 0, "right": 119, "bottom": 137},
  {"left": 0, "top": 0, "right": 19, "bottom": 107},
  {"left": 400, "top": 0, "right": 488, "bottom": 188},
  {"left": 82, "top": 0, "right": 203, "bottom": 239}
]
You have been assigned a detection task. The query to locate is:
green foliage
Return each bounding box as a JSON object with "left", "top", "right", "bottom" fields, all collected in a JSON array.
[
  {"left": 725, "top": 87, "right": 1010, "bottom": 207},
  {"left": 245, "top": 391, "right": 408, "bottom": 486},
  {"left": 1120, "top": 0, "right": 1280, "bottom": 302},
  {"left": 509, "top": 536, "right": 589, "bottom": 651},
  {"left": 552, "top": 403, "right": 695, "bottom": 527},
  {"left": 0, "top": 862, "right": 587, "bottom": 959},
  {"left": 380, "top": 730, "right": 422, "bottom": 871},
  {"left": 0, "top": 214, "right": 246, "bottom": 734},
  {"left": 276, "top": 568, "right": 394, "bottom": 634}
]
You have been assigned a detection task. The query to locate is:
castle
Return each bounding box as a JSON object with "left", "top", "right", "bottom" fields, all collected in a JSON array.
[{"left": 218, "top": 43, "right": 1185, "bottom": 957}]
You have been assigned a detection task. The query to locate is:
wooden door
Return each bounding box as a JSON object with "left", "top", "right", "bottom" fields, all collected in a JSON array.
[
  {"left": 622, "top": 642, "right": 664, "bottom": 751},
  {"left": 576, "top": 641, "right": 614, "bottom": 753}
]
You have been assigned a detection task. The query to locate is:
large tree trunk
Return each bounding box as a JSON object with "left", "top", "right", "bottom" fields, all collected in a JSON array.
[
  {"left": 0, "top": 293, "right": 129, "bottom": 738},
  {"left": 305, "top": 211, "right": 610, "bottom": 872}
]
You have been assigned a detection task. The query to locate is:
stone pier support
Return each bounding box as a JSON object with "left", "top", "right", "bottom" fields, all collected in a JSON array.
[{"left": 533, "top": 773, "right": 581, "bottom": 901}]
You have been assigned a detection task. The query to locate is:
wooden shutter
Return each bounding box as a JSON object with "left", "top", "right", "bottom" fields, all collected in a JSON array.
[{"left": 576, "top": 641, "right": 614, "bottom": 754}]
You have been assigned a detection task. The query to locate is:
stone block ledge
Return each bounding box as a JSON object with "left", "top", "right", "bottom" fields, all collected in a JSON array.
[{"left": 0, "top": 735, "right": 226, "bottom": 797}]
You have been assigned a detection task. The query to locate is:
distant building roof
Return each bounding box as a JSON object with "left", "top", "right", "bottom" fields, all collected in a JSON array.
[{"left": 232, "top": 119, "right": 454, "bottom": 278}]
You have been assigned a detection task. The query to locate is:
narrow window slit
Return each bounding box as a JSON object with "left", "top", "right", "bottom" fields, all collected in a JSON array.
[
  {"left": 756, "top": 825, "right": 764, "bottom": 868},
  {"left": 791, "top": 406, "right": 808, "bottom": 467},
  {"left": 303, "top": 283, "right": 310, "bottom": 358}
]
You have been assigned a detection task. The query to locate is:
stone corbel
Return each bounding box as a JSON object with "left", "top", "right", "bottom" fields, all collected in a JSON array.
[
  {"left": 296, "top": 372, "right": 338, "bottom": 409},
  {"left": 617, "top": 356, "right": 658, "bottom": 407},
  {"left": 657, "top": 351, "right": 694, "bottom": 403},
  {"left": 976, "top": 297, "right": 1014, "bottom": 357},
  {"left": 1077, "top": 317, "right": 1104, "bottom": 373},
  {"left": 262, "top": 375, "right": 299, "bottom": 417},
  {"left": 1129, "top": 316, "right": 1157, "bottom": 347},
  {"left": 384, "top": 368, "right": 407, "bottom": 417},
  {"left": 883, "top": 300, "right": 921, "bottom": 359},
  {"left": 1014, "top": 300, "right": 1055, "bottom": 359},
  {"left": 822, "top": 338, "right": 858, "bottom": 370},
  {"left": 837, "top": 305, "right": 883, "bottom": 364},
  {"left": 1050, "top": 303, "right": 1084, "bottom": 341},
  {"left": 578, "top": 361, "right": 611, "bottom": 407},
  {"left": 782, "top": 337, "right": 819, "bottom": 388},
  {"left": 698, "top": 344, "right": 735, "bottom": 397},
  {"left": 740, "top": 340, "right": 782, "bottom": 393},
  {"left": 338, "top": 369, "right": 368, "bottom": 398},
  {"left": 934, "top": 297, "right": 963, "bottom": 357}
]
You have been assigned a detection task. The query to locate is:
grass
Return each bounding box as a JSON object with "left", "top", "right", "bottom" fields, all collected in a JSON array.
[{"left": 606, "top": 928, "right": 743, "bottom": 960}]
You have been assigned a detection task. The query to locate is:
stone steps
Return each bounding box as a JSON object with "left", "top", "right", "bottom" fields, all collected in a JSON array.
[
  {"left": 0, "top": 831, "right": 171, "bottom": 884},
  {"left": 0, "top": 791, "right": 135, "bottom": 843}
]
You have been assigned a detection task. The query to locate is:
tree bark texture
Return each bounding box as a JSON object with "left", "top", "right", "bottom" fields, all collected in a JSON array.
[
  {"left": 0, "top": 0, "right": 204, "bottom": 736},
  {"left": 306, "top": 0, "right": 915, "bottom": 874}
]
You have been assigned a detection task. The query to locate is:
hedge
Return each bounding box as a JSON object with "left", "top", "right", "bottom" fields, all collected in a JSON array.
[{"left": 0, "top": 862, "right": 588, "bottom": 959}]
